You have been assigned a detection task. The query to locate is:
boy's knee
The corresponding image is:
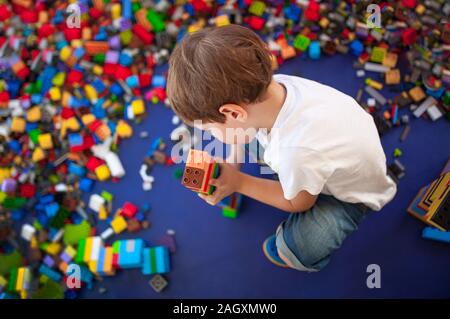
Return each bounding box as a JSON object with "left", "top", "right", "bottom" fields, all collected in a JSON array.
[{"left": 276, "top": 223, "right": 324, "bottom": 272}]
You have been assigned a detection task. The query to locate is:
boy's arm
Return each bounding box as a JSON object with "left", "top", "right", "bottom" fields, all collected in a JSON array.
[
  {"left": 237, "top": 172, "right": 318, "bottom": 213},
  {"left": 199, "top": 162, "right": 317, "bottom": 213}
]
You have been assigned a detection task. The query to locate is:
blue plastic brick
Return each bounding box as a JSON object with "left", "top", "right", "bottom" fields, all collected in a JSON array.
[
  {"left": 110, "top": 82, "right": 124, "bottom": 96},
  {"left": 79, "top": 265, "right": 93, "bottom": 284},
  {"left": 8, "top": 140, "right": 21, "bottom": 153},
  {"left": 422, "top": 227, "right": 450, "bottom": 244},
  {"left": 68, "top": 133, "right": 83, "bottom": 146},
  {"left": 151, "top": 75, "right": 166, "bottom": 88},
  {"left": 135, "top": 211, "right": 145, "bottom": 222},
  {"left": 141, "top": 203, "right": 151, "bottom": 213},
  {"left": 39, "top": 264, "right": 62, "bottom": 282},
  {"left": 309, "top": 41, "right": 321, "bottom": 60},
  {"left": 45, "top": 202, "right": 59, "bottom": 218},
  {"left": 349, "top": 40, "right": 364, "bottom": 56},
  {"left": 126, "top": 75, "right": 139, "bottom": 88},
  {"left": 119, "top": 52, "right": 133, "bottom": 66},
  {"left": 96, "top": 247, "right": 106, "bottom": 276},
  {"left": 117, "top": 239, "right": 144, "bottom": 269},
  {"left": 92, "top": 78, "right": 106, "bottom": 93},
  {"left": 79, "top": 178, "right": 94, "bottom": 192},
  {"left": 68, "top": 162, "right": 86, "bottom": 177},
  {"left": 142, "top": 246, "right": 170, "bottom": 275},
  {"left": 284, "top": 4, "right": 302, "bottom": 22}
]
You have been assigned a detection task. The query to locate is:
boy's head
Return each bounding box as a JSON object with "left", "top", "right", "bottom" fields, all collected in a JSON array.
[{"left": 167, "top": 25, "right": 273, "bottom": 144}]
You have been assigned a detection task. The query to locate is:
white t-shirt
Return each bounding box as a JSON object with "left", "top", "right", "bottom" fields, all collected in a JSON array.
[{"left": 256, "top": 74, "right": 397, "bottom": 211}]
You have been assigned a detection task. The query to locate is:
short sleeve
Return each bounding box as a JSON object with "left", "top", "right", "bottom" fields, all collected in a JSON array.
[{"left": 275, "top": 147, "right": 334, "bottom": 200}]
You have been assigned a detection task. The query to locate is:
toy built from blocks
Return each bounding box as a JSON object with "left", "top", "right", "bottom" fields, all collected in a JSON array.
[
  {"left": 219, "top": 193, "right": 243, "bottom": 219},
  {"left": 408, "top": 158, "right": 450, "bottom": 244},
  {"left": 182, "top": 149, "right": 219, "bottom": 195}
]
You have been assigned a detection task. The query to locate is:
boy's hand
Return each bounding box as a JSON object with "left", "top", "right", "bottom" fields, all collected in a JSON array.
[{"left": 198, "top": 162, "right": 241, "bottom": 206}]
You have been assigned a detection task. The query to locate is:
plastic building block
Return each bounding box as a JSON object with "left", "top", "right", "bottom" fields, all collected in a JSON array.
[
  {"left": 422, "top": 227, "right": 450, "bottom": 244},
  {"left": 131, "top": 99, "right": 145, "bottom": 115},
  {"left": 88, "top": 236, "right": 103, "bottom": 272},
  {"left": 149, "top": 274, "right": 167, "bottom": 293},
  {"left": 370, "top": 47, "right": 387, "bottom": 63},
  {"left": 146, "top": 9, "right": 165, "bottom": 33},
  {"left": 413, "top": 96, "right": 437, "bottom": 118},
  {"left": 157, "top": 231, "right": 177, "bottom": 254},
  {"left": 308, "top": 41, "right": 321, "bottom": 60},
  {"left": 249, "top": 1, "right": 266, "bottom": 17},
  {"left": 182, "top": 149, "right": 219, "bottom": 195},
  {"left": 20, "top": 224, "right": 35, "bottom": 241},
  {"left": 365, "top": 78, "right": 383, "bottom": 90},
  {"left": 88, "top": 194, "right": 105, "bottom": 212},
  {"left": 385, "top": 69, "right": 401, "bottom": 85},
  {"left": 426, "top": 105, "right": 443, "bottom": 121},
  {"left": 349, "top": 40, "right": 363, "bottom": 56},
  {"left": 365, "top": 86, "right": 387, "bottom": 105},
  {"left": 95, "top": 164, "right": 111, "bottom": 181},
  {"left": 142, "top": 246, "right": 170, "bottom": 275},
  {"left": 293, "top": 34, "right": 310, "bottom": 51},
  {"left": 116, "top": 120, "right": 133, "bottom": 138},
  {"left": 39, "top": 264, "right": 62, "bottom": 282},
  {"left": 121, "top": 202, "right": 138, "bottom": 218},
  {"left": 0, "top": 250, "right": 21, "bottom": 278},
  {"left": 63, "top": 221, "right": 91, "bottom": 246},
  {"left": 383, "top": 52, "right": 398, "bottom": 68},
  {"left": 97, "top": 246, "right": 115, "bottom": 276},
  {"left": 111, "top": 215, "right": 127, "bottom": 234},
  {"left": 117, "top": 239, "right": 144, "bottom": 269},
  {"left": 220, "top": 193, "right": 243, "bottom": 219},
  {"left": 364, "top": 62, "right": 389, "bottom": 73},
  {"left": 79, "top": 178, "right": 94, "bottom": 192},
  {"left": 31, "top": 279, "right": 64, "bottom": 299},
  {"left": 11, "top": 117, "right": 26, "bottom": 133},
  {"left": 100, "top": 227, "right": 114, "bottom": 241}
]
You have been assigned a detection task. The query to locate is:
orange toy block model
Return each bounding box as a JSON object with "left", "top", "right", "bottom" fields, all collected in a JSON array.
[{"left": 182, "top": 149, "right": 219, "bottom": 195}]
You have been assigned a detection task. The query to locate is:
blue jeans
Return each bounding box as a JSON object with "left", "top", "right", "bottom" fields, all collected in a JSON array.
[{"left": 276, "top": 194, "right": 369, "bottom": 272}]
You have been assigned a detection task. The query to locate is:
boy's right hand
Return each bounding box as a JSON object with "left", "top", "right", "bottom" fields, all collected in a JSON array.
[{"left": 198, "top": 162, "right": 242, "bottom": 206}]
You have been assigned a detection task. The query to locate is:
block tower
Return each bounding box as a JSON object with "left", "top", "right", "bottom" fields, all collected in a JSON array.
[{"left": 182, "top": 149, "right": 219, "bottom": 195}]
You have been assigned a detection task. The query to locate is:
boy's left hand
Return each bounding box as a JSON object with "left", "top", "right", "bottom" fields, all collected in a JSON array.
[{"left": 198, "top": 162, "right": 241, "bottom": 206}]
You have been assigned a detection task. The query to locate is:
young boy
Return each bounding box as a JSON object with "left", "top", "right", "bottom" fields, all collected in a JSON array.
[{"left": 167, "top": 25, "right": 397, "bottom": 272}]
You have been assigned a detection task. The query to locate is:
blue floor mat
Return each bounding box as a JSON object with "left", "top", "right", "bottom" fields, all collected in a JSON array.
[{"left": 82, "top": 54, "right": 450, "bottom": 299}]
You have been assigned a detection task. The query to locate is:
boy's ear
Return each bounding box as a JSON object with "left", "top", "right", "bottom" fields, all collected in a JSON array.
[{"left": 218, "top": 104, "right": 248, "bottom": 123}]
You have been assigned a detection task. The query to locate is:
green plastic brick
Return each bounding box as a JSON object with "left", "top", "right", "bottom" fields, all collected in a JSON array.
[
  {"left": 64, "top": 220, "right": 91, "bottom": 246},
  {"left": 2, "top": 197, "right": 26, "bottom": 209},
  {"left": 293, "top": 34, "right": 310, "bottom": 51},
  {"left": 28, "top": 128, "right": 41, "bottom": 145},
  {"left": 101, "top": 190, "right": 113, "bottom": 202},
  {"left": 0, "top": 191, "right": 6, "bottom": 203},
  {"left": 93, "top": 53, "right": 105, "bottom": 64},
  {"left": 249, "top": 1, "right": 266, "bottom": 16},
  {"left": 147, "top": 9, "right": 165, "bottom": 33},
  {"left": 222, "top": 207, "right": 238, "bottom": 219}
]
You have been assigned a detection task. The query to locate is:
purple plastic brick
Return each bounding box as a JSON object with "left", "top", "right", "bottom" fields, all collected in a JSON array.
[
  {"left": 43, "top": 255, "right": 55, "bottom": 268},
  {"left": 120, "top": 19, "right": 132, "bottom": 31},
  {"left": 105, "top": 51, "right": 120, "bottom": 64},
  {"left": 59, "top": 252, "right": 72, "bottom": 263},
  {"left": 1, "top": 178, "right": 17, "bottom": 193},
  {"left": 156, "top": 234, "right": 176, "bottom": 254},
  {"left": 108, "top": 35, "right": 121, "bottom": 49}
]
